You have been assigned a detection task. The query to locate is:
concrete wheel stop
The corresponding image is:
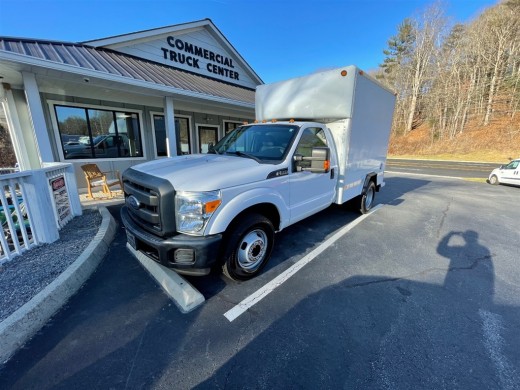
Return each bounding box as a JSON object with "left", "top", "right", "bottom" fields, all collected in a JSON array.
[{"left": 126, "top": 244, "right": 205, "bottom": 313}]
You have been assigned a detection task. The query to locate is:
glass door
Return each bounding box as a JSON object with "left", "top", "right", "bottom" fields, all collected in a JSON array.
[
  {"left": 152, "top": 114, "right": 191, "bottom": 156},
  {"left": 198, "top": 125, "right": 218, "bottom": 153}
]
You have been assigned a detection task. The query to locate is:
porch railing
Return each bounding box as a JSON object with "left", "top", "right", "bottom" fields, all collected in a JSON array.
[
  {"left": 0, "top": 163, "right": 82, "bottom": 263},
  {"left": 0, "top": 167, "right": 19, "bottom": 175}
]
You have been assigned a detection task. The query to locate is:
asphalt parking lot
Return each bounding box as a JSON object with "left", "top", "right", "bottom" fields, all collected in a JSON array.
[{"left": 1, "top": 173, "right": 519, "bottom": 389}]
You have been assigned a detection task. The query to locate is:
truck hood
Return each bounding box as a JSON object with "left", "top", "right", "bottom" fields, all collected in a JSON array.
[{"left": 131, "top": 154, "right": 278, "bottom": 191}]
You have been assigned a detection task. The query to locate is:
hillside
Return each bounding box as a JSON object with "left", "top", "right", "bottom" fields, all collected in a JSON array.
[
  {"left": 378, "top": 0, "right": 519, "bottom": 164},
  {"left": 388, "top": 115, "right": 520, "bottom": 163}
]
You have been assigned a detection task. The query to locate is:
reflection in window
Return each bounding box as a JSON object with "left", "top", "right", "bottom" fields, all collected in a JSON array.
[
  {"left": 153, "top": 115, "right": 190, "bottom": 156},
  {"left": 88, "top": 110, "right": 113, "bottom": 141},
  {"left": 176, "top": 117, "right": 190, "bottom": 154},
  {"left": 225, "top": 121, "right": 242, "bottom": 134},
  {"left": 115, "top": 112, "right": 142, "bottom": 157},
  {"left": 295, "top": 127, "right": 328, "bottom": 169},
  {"left": 55, "top": 105, "right": 142, "bottom": 160},
  {"left": 55, "top": 107, "right": 88, "bottom": 145},
  {"left": 199, "top": 127, "right": 218, "bottom": 154},
  {"left": 213, "top": 124, "right": 298, "bottom": 161},
  {"left": 506, "top": 161, "right": 519, "bottom": 169},
  {"left": 153, "top": 115, "right": 167, "bottom": 157}
]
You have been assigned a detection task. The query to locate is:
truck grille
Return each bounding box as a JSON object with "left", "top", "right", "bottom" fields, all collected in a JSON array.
[{"left": 122, "top": 168, "right": 176, "bottom": 236}]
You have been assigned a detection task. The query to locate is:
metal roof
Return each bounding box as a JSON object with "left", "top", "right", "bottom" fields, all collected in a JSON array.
[{"left": 0, "top": 38, "right": 255, "bottom": 105}]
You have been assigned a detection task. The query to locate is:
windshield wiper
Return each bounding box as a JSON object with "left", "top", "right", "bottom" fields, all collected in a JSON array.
[
  {"left": 227, "top": 151, "right": 261, "bottom": 163},
  {"left": 208, "top": 145, "right": 220, "bottom": 154}
]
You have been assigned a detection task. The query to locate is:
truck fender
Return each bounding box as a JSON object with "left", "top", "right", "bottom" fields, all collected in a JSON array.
[
  {"left": 206, "top": 188, "right": 288, "bottom": 236},
  {"left": 362, "top": 172, "right": 378, "bottom": 192}
]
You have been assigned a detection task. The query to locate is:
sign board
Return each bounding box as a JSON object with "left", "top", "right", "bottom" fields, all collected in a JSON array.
[
  {"left": 114, "top": 29, "right": 257, "bottom": 89},
  {"left": 50, "top": 176, "right": 71, "bottom": 227}
]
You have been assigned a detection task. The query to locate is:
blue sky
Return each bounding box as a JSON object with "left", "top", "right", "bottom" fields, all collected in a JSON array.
[{"left": 0, "top": 0, "right": 497, "bottom": 83}]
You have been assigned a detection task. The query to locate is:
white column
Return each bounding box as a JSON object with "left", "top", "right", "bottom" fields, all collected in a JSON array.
[
  {"left": 22, "top": 72, "right": 54, "bottom": 164},
  {"left": 1, "top": 84, "right": 31, "bottom": 170},
  {"left": 164, "top": 97, "right": 177, "bottom": 157},
  {"left": 22, "top": 170, "right": 60, "bottom": 243}
]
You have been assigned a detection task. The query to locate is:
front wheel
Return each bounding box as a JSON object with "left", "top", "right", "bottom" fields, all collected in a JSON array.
[
  {"left": 489, "top": 175, "right": 499, "bottom": 185},
  {"left": 360, "top": 181, "right": 376, "bottom": 214},
  {"left": 221, "top": 213, "right": 275, "bottom": 281}
]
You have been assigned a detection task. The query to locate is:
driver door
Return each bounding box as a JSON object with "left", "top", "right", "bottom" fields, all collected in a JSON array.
[
  {"left": 501, "top": 160, "right": 520, "bottom": 185},
  {"left": 289, "top": 126, "right": 337, "bottom": 224}
]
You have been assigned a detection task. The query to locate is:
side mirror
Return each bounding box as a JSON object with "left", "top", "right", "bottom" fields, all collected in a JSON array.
[{"left": 294, "top": 147, "right": 330, "bottom": 173}]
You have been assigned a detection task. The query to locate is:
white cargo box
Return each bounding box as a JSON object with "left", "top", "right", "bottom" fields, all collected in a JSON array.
[
  {"left": 256, "top": 65, "right": 391, "bottom": 121},
  {"left": 256, "top": 66, "right": 396, "bottom": 204}
]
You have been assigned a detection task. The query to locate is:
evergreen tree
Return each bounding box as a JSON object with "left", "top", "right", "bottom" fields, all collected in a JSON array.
[{"left": 379, "top": 19, "right": 415, "bottom": 83}]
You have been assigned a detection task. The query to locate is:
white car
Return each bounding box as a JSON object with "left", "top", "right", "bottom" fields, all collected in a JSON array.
[{"left": 488, "top": 158, "right": 520, "bottom": 187}]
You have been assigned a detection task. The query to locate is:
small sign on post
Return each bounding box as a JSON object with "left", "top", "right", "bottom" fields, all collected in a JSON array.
[{"left": 50, "top": 175, "right": 71, "bottom": 228}]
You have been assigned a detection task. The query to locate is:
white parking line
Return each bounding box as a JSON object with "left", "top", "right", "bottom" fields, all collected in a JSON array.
[
  {"left": 479, "top": 309, "right": 520, "bottom": 389},
  {"left": 224, "top": 204, "right": 383, "bottom": 322}
]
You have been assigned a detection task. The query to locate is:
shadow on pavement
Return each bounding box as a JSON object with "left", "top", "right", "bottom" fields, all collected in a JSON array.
[{"left": 194, "top": 230, "right": 520, "bottom": 389}]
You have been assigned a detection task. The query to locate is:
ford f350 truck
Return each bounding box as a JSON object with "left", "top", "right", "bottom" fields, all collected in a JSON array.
[{"left": 121, "top": 66, "right": 396, "bottom": 280}]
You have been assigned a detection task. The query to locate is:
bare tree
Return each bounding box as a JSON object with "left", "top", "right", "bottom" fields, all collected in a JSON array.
[
  {"left": 0, "top": 124, "right": 17, "bottom": 167},
  {"left": 379, "top": 3, "right": 446, "bottom": 135},
  {"left": 478, "top": 2, "right": 520, "bottom": 125},
  {"left": 404, "top": 3, "right": 446, "bottom": 134}
]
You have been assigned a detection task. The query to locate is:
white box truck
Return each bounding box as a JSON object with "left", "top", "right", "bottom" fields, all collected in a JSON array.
[{"left": 121, "top": 65, "right": 396, "bottom": 280}]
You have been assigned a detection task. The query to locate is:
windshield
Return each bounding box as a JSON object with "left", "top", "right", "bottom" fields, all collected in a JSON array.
[
  {"left": 92, "top": 135, "right": 107, "bottom": 145},
  {"left": 212, "top": 124, "right": 299, "bottom": 162}
]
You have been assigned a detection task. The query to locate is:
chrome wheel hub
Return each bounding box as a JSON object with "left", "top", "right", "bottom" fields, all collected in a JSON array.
[{"left": 237, "top": 229, "right": 267, "bottom": 272}]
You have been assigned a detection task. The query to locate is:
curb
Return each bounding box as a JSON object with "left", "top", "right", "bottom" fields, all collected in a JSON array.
[{"left": 0, "top": 207, "right": 117, "bottom": 364}]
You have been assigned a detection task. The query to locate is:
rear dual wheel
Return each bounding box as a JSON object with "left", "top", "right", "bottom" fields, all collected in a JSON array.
[
  {"left": 360, "top": 181, "right": 376, "bottom": 214},
  {"left": 221, "top": 213, "right": 274, "bottom": 281}
]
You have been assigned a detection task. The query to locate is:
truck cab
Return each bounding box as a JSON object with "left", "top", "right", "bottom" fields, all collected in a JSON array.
[{"left": 122, "top": 121, "right": 339, "bottom": 280}]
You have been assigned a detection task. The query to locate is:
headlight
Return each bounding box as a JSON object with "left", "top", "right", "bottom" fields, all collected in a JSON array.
[{"left": 175, "top": 191, "right": 222, "bottom": 235}]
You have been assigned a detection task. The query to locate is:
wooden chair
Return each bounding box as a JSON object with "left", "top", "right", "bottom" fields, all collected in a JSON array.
[{"left": 81, "top": 164, "right": 122, "bottom": 199}]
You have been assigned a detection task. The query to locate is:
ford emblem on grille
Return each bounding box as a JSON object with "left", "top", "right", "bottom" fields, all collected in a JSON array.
[{"left": 127, "top": 195, "right": 140, "bottom": 210}]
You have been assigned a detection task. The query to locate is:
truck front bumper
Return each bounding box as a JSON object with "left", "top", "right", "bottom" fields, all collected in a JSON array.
[{"left": 121, "top": 206, "right": 222, "bottom": 276}]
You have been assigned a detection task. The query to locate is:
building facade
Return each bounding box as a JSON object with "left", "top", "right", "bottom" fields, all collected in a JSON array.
[{"left": 0, "top": 19, "right": 261, "bottom": 188}]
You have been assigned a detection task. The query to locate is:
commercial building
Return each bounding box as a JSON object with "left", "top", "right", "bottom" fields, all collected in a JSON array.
[{"left": 0, "top": 19, "right": 261, "bottom": 188}]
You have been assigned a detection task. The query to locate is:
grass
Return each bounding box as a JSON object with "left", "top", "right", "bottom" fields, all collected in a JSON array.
[
  {"left": 463, "top": 178, "right": 488, "bottom": 183},
  {"left": 387, "top": 153, "right": 509, "bottom": 163}
]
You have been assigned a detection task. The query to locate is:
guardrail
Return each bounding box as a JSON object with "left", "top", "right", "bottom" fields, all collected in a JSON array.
[{"left": 0, "top": 163, "right": 82, "bottom": 263}]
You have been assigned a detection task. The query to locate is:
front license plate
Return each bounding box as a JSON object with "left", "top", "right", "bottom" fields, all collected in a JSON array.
[{"left": 126, "top": 230, "right": 137, "bottom": 250}]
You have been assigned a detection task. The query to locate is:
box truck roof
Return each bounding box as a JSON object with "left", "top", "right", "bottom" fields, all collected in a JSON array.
[{"left": 255, "top": 65, "right": 394, "bottom": 122}]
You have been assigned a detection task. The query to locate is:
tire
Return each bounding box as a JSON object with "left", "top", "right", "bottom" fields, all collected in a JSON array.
[
  {"left": 489, "top": 175, "right": 499, "bottom": 185},
  {"left": 360, "top": 181, "right": 376, "bottom": 214},
  {"left": 221, "top": 213, "right": 274, "bottom": 281}
]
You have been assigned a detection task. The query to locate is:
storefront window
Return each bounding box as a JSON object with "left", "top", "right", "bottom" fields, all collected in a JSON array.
[
  {"left": 153, "top": 114, "right": 190, "bottom": 156},
  {"left": 153, "top": 114, "right": 167, "bottom": 157},
  {"left": 176, "top": 117, "right": 190, "bottom": 154},
  {"left": 55, "top": 107, "right": 88, "bottom": 145},
  {"left": 55, "top": 105, "right": 142, "bottom": 160},
  {"left": 225, "top": 121, "right": 242, "bottom": 134}
]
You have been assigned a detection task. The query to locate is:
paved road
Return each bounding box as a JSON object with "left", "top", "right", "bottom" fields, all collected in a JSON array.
[
  {"left": 386, "top": 158, "right": 499, "bottom": 179},
  {"left": 1, "top": 174, "right": 519, "bottom": 389}
]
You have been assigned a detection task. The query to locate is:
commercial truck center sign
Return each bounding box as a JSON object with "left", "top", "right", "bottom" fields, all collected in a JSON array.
[{"left": 161, "top": 36, "right": 240, "bottom": 81}]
